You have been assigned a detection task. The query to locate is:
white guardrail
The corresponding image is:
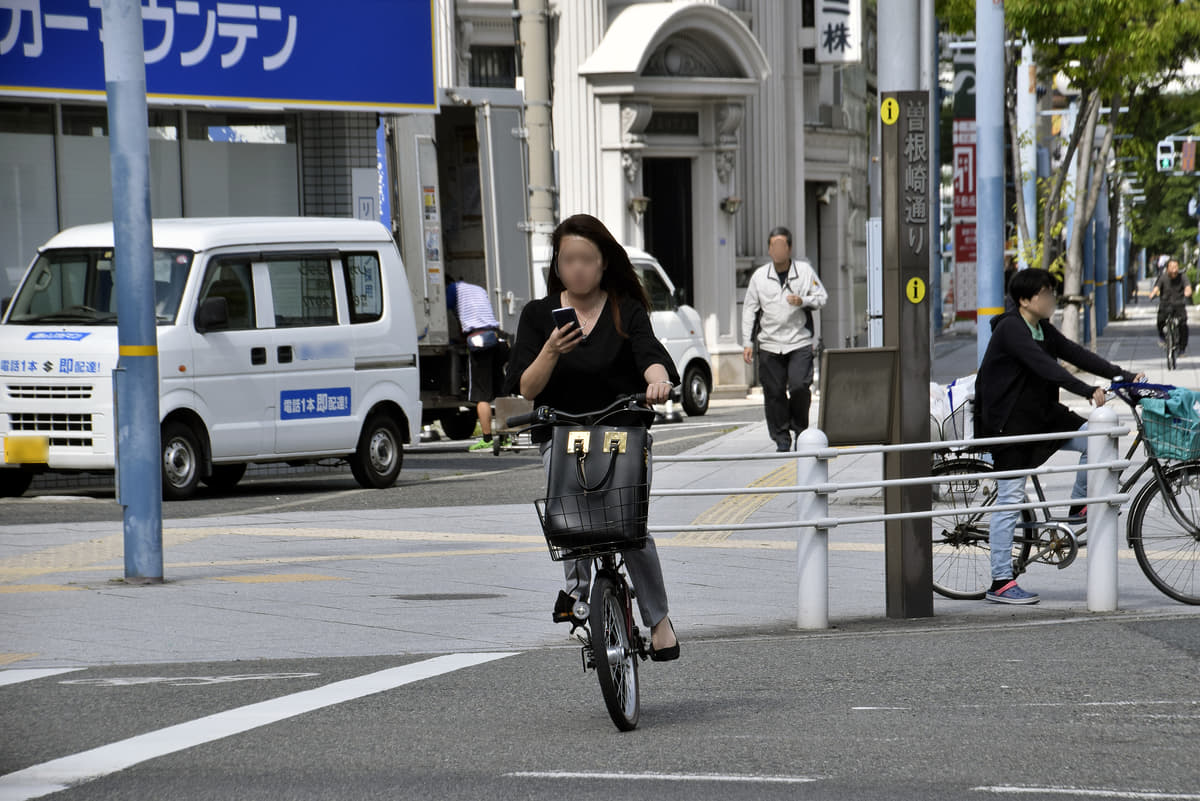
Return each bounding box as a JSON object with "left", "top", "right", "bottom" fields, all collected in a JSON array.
[{"left": 648, "top": 406, "right": 1129, "bottom": 629}]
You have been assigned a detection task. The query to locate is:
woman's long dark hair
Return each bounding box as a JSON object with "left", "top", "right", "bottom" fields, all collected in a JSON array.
[{"left": 546, "top": 213, "right": 651, "bottom": 337}]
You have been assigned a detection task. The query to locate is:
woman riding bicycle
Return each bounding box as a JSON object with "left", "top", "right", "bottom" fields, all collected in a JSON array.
[{"left": 503, "top": 213, "right": 680, "bottom": 661}]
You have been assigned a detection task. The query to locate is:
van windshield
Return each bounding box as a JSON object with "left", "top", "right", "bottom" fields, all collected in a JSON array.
[{"left": 6, "top": 248, "right": 194, "bottom": 325}]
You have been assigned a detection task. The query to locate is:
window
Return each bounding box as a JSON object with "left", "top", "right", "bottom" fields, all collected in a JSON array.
[
  {"left": 634, "top": 263, "right": 675, "bottom": 312},
  {"left": 61, "top": 105, "right": 179, "bottom": 140},
  {"left": 186, "top": 111, "right": 295, "bottom": 144},
  {"left": 267, "top": 257, "right": 336, "bottom": 328},
  {"left": 198, "top": 260, "right": 256, "bottom": 331},
  {"left": 343, "top": 253, "right": 384, "bottom": 323},
  {"left": 0, "top": 102, "right": 53, "bottom": 134},
  {"left": 469, "top": 46, "right": 517, "bottom": 88}
]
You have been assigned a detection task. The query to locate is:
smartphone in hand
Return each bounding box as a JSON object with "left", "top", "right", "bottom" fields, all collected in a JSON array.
[{"left": 551, "top": 306, "right": 580, "bottom": 331}]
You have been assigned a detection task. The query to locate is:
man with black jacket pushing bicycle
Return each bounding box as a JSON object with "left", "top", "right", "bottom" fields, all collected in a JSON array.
[{"left": 975, "top": 268, "right": 1142, "bottom": 605}]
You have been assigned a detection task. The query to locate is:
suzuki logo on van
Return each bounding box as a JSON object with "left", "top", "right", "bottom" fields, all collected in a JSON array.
[{"left": 42, "top": 361, "right": 54, "bottom": 372}]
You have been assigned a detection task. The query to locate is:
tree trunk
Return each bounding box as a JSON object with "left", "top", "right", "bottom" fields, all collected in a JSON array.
[{"left": 1060, "top": 95, "right": 1097, "bottom": 343}]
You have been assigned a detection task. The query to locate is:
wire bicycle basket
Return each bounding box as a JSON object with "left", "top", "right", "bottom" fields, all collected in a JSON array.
[{"left": 535, "top": 484, "right": 649, "bottom": 561}]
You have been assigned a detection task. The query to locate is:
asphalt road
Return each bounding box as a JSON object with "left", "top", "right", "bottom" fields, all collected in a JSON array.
[
  {"left": 2, "top": 405, "right": 759, "bottom": 526},
  {"left": 3, "top": 615, "right": 1199, "bottom": 801}
]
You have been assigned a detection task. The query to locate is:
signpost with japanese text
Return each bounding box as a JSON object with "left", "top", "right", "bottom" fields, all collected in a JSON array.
[
  {"left": 881, "top": 90, "right": 933, "bottom": 619},
  {"left": 0, "top": 0, "right": 436, "bottom": 112}
]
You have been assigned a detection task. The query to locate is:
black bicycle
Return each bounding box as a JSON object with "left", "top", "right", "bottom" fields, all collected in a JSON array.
[
  {"left": 1164, "top": 310, "right": 1184, "bottom": 370},
  {"left": 506, "top": 393, "right": 660, "bottom": 731},
  {"left": 930, "top": 383, "right": 1200, "bottom": 604}
]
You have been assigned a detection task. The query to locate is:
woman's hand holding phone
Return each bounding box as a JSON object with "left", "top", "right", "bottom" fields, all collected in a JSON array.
[{"left": 547, "top": 306, "right": 584, "bottom": 356}]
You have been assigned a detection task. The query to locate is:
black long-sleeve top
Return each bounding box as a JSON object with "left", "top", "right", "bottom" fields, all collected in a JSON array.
[
  {"left": 502, "top": 295, "right": 679, "bottom": 431},
  {"left": 976, "top": 311, "right": 1136, "bottom": 470}
]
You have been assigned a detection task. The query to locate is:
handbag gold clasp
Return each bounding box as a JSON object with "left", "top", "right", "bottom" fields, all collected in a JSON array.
[
  {"left": 565, "top": 430, "right": 590, "bottom": 454},
  {"left": 602, "top": 431, "right": 627, "bottom": 453}
]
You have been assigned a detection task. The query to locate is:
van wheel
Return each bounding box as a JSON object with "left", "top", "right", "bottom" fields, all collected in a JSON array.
[
  {"left": 0, "top": 469, "right": 33, "bottom": 498},
  {"left": 203, "top": 463, "right": 247, "bottom": 491},
  {"left": 161, "top": 421, "right": 202, "bottom": 501},
  {"left": 682, "top": 365, "right": 710, "bottom": 416},
  {"left": 440, "top": 410, "right": 477, "bottom": 441},
  {"left": 350, "top": 414, "right": 403, "bottom": 489}
]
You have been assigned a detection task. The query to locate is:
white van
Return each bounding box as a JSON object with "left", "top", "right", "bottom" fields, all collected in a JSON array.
[
  {"left": 0, "top": 218, "right": 422, "bottom": 500},
  {"left": 533, "top": 245, "right": 712, "bottom": 416}
]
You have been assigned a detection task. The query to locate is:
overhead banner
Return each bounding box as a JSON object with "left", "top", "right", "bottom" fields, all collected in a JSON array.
[{"left": 0, "top": 0, "right": 436, "bottom": 112}]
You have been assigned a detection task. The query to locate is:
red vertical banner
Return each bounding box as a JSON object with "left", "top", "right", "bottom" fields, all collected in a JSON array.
[{"left": 952, "top": 118, "right": 977, "bottom": 321}]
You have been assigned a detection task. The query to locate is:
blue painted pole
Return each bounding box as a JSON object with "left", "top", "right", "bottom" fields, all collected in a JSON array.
[
  {"left": 1095, "top": 173, "right": 1109, "bottom": 334},
  {"left": 101, "top": 0, "right": 163, "bottom": 583},
  {"left": 975, "top": 0, "right": 1006, "bottom": 365}
]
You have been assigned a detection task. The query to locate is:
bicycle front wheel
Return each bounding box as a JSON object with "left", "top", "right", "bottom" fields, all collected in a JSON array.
[
  {"left": 930, "top": 457, "right": 1033, "bottom": 599},
  {"left": 1165, "top": 317, "right": 1179, "bottom": 370},
  {"left": 589, "top": 573, "right": 640, "bottom": 731},
  {"left": 1128, "top": 461, "right": 1200, "bottom": 604}
]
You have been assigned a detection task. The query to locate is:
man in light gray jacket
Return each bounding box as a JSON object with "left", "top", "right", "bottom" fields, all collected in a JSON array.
[{"left": 742, "top": 226, "right": 828, "bottom": 451}]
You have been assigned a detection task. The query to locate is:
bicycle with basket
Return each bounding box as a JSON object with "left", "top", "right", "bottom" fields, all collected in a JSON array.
[
  {"left": 505, "top": 392, "right": 666, "bottom": 731},
  {"left": 929, "top": 382, "right": 1200, "bottom": 604}
]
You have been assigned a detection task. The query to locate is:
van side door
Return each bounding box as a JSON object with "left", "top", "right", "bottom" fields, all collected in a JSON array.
[
  {"left": 264, "top": 253, "right": 357, "bottom": 455},
  {"left": 190, "top": 256, "right": 274, "bottom": 458}
]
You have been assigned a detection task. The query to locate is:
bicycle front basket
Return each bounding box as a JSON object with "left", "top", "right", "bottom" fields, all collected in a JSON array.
[
  {"left": 535, "top": 484, "right": 649, "bottom": 561},
  {"left": 1141, "top": 398, "right": 1200, "bottom": 461}
]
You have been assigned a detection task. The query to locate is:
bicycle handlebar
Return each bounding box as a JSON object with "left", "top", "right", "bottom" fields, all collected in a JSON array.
[{"left": 504, "top": 388, "right": 681, "bottom": 429}]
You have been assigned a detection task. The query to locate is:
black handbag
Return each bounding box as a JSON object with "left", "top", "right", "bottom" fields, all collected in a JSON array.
[{"left": 536, "top": 425, "right": 650, "bottom": 560}]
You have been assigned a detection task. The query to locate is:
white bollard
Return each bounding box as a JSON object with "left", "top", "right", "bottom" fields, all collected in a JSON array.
[
  {"left": 796, "top": 427, "right": 830, "bottom": 629},
  {"left": 1087, "top": 405, "right": 1120, "bottom": 612}
]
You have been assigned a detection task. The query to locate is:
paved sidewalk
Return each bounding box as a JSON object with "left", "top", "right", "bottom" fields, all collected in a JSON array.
[{"left": 1, "top": 294, "right": 1198, "bottom": 669}]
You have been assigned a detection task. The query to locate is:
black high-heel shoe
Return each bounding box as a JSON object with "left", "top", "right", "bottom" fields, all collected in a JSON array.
[
  {"left": 648, "top": 618, "right": 679, "bottom": 662},
  {"left": 552, "top": 590, "right": 578, "bottom": 624}
]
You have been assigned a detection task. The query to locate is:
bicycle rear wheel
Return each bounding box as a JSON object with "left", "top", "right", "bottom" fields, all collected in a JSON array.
[
  {"left": 1128, "top": 461, "right": 1200, "bottom": 604},
  {"left": 930, "top": 457, "right": 1033, "bottom": 599},
  {"left": 589, "top": 572, "right": 640, "bottom": 731}
]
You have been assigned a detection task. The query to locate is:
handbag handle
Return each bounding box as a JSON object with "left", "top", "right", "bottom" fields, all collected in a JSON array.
[{"left": 573, "top": 439, "right": 621, "bottom": 492}]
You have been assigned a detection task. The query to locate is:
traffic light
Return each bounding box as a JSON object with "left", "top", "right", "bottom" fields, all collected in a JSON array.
[{"left": 1157, "top": 140, "right": 1175, "bottom": 172}]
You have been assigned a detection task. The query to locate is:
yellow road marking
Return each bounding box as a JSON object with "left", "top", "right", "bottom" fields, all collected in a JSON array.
[
  {"left": 215, "top": 573, "right": 344, "bottom": 584},
  {"left": 674, "top": 461, "right": 798, "bottom": 543},
  {"left": 0, "top": 584, "right": 84, "bottom": 593},
  {"left": 0, "top": 653, "right": 38, "bottom": 666}
]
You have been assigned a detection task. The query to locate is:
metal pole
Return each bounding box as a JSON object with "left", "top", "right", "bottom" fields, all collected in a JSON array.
[
  {"left": 516, "top": 0, "right": 556, "bottom": 254},
  {"left": 1086, "top": 405, "right": 1119, "bottom": 612},
  {"left": 975, "top": 0, "right": 1006, "bottom": 364},
  {"left": 101, "top": 0, "right": 163, "bottom": 583},
  {"left": 796, "top": 428, "right": 829, "bottom": 629}
]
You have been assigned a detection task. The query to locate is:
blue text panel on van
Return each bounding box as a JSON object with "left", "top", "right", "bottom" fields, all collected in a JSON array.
[{"left": 281, "top": 388, "right": 352, "bottom": 419}]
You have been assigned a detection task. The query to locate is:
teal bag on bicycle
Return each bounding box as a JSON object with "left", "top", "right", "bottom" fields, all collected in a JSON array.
[
  {"left": 537, "top": 425, "right": 650, "bottom": 560},
  {"left": 1141, "top": 388, "right": 1200, "bottom": 461}
]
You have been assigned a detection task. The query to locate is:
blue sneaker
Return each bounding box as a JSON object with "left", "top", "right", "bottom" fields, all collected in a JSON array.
[{"left": 985, "top": 580, "right": 1040, "bottom": 605}]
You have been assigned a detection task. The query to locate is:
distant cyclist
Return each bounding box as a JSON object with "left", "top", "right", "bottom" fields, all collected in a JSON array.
[{"left": 1149, "top": 258, "right": 1193, "bottom": 356}]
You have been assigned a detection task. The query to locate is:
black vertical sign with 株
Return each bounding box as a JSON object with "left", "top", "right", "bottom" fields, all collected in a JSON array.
[{"left": 881, "top": 91, "right": 933, "bottom": 619}]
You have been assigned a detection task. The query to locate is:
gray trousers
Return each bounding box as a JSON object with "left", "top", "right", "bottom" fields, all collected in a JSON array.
[{"left": 540, "top": 439, "right": 670, "bottom": 628}]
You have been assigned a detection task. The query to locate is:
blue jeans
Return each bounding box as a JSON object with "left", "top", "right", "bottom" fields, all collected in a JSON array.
[{"left": 989, "top": 423, "right": 1090, "bottom": 581}]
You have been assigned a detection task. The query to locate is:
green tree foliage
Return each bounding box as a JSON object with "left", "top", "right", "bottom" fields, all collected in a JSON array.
[{"left": 936, "top": 0, "right": 1200, "bottom": 340}]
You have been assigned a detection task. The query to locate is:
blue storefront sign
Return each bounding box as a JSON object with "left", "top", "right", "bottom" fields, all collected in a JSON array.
[{"left": 0, "top": 0, "right": 436, "bottom": 112}]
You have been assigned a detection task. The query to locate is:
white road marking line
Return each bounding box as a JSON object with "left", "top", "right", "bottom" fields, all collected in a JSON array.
[
  {"left": 0, "top": 669, "right": 84, "bottom": 687},
  {"left": 0, "top": 652, "right": 517, "bottom": 801},
  {"left": 506, "top": 771, "right": 823, "bottom": 784},
  {"left": 975, "top": 787, "right": 1200, "bottom": 799}
]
